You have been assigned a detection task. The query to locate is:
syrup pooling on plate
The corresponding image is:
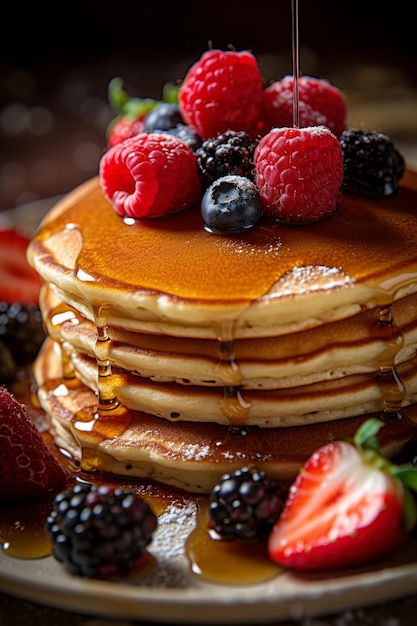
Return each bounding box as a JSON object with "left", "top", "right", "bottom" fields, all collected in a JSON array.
[{"left": 0, "top": 415, "right": 285, "bottom": 586}]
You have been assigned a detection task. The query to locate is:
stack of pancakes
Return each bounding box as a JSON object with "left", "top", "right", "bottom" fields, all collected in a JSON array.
[{"left": 27, "top": 172, "right": 417, "bottom": 492}]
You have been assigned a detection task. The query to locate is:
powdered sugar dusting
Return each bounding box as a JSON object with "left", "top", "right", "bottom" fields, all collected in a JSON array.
[
  {"left": 269, "top": 264, "right": 351, "bottom": 296},
  {"left": 180, "top": 444, "right": 211, "bottom": 460},
  {"left": 142, "top": 499, "right": 198, "bottom": 588}
]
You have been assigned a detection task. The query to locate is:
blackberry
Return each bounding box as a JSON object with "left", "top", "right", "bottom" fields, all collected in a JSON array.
[
  {"left": 0, "top": 301, "right": 45, "bottom": 367},
  {"left": 45, "top": 483, "right": 157, "bottom": 579},
  {"left": 196, "top": 130, "right": 257, "bottom": 188},
  {"left": 0, "top": 340, "right": 16, "bottom": 381},
  {"left": 201, "top": 175, "right": 263, "bottom": 234},
  {"left": 142, "top": 102, "right": 184, "bottom": 132},
  {"left": 339, "top": 128, "right": 405, "bottom": 197},
  {"left": 208, "top": 466, "right": 285, "bottom": 540}
]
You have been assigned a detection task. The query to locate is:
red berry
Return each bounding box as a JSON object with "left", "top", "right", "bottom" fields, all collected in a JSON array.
[
  {"left": 99, "top": 133, "right": 201, "bottom": 219},
  {"left": 263, "top": 76, "right": 346, "bottom": 137},
  {"left": 268, "top": 419, "right": 416, "bottom": 570},
  {"left": 254, "top": 125, "right": 344, "bottom": 224},
  {"left": 0, "top": 228, "right": 42, "bottom": 305},
  {"left": 0, "top": 387, "right": 69, "bottom": 501},
  {"left": 179, "top": 49, "right": 264, "bottom": 139},
  {"left": 107, "top": 115, "right": 145, "bottom": 147}
]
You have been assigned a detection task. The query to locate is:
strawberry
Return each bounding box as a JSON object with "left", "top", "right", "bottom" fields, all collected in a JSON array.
[
  {"left": 254, "top": 125, "right": 344, "bottom": 224},
  {"left": 262, "top": 75, "right": 346, "bottom": 137},
  {"left": 99, "top": 133, "right": 201, "bottom": 219},
  {"left": 107, "top": 115, "right": 146, "bottom": 148},
  {"left": 268, "top": 419, "right": 417, "bottom": 570},
  {"left": 106, "top": 77, "right": 158, "bottom": 148},
  {"left": 179, "top": 48, "right": 264, "bottom": 139},
  {"left": 0, "top": 387, "right": 69, "bottom": 501},
  {"left": 0, "top": 228, "right": 42, "bottom": 305},
  {"left": 106, "top": 77, "right": 179, "bottom": 147}
]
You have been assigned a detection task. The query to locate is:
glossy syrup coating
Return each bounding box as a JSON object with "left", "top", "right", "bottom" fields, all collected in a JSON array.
[{"left": 29, "top": 170, "right": 417, "bottom": 307}]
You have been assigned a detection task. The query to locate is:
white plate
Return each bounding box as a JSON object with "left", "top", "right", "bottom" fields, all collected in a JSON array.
[{"left": 1, "top": 498, "right": 417, "bottom": 625}]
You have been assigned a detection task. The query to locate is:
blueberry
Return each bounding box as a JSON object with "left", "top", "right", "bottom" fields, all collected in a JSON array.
[
  {"left": 152, "top": 124, "right": 202, "bottom": 151},
  {"left": 201, "top": 175, "right": 263, "bottom": 234},
  {"left": 142, "top": 103, "right": 184, "bottom": 132}
]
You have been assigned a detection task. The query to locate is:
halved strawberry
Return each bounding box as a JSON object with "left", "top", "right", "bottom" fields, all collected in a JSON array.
[
  {"left": 268, "top": 419, "right": 417, "bottom": 570},
  {"left": 0, "top": 387, "right": 69, "bottom": 501},
  {"left": 0, "top": 228, "right": 42, "bottom": 305}
]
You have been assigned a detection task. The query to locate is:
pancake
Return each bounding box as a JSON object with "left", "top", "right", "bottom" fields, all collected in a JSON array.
[
  {"left": 33, "top": 338, "right": 417, "bottom": 493},
  {"left": 27, "top": 170, "right": 417, "bottom": 492}
]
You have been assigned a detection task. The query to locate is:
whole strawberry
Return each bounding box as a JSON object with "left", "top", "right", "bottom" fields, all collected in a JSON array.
[
  {"left": 254, "top": 125, "right": 343, "bottom": 224},
  {"left": 0, "top": 387, "right": 69, "bottom": 501},
  {"left": 105, "top": 77, "right": 160, "bottom": 148},
  {"left": 99, "top": 133, "right": 201, "bottom": 219},
  {"left": 268, "top": 419, "right": 417, "bottom": 570},
  {"left": 263, "top": 75, "right": 346, "bottom": 137},
  {"left": 179, "top": 48, "right": 264, "bottom": 139}
]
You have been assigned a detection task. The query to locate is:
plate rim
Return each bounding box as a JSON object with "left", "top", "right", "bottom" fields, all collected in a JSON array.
[{"left": 1, "top": 547, "right": 417, "bottom": 624}]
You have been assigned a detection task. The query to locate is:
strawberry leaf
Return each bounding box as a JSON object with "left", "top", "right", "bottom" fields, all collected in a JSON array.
[
  {"left": 162, "top": 82, "right": 180, "bottom": 104},
  {"left": 107, "top": 77, "right": 158, "bottom": 120},
  {"left": 392, "top": 465, "right": 417, "bottom": 491},
  {"left": 353, "top": 417, "right": 384, "bottom": 450},
  {"left": 402, "top": 486, "right": 417, "bottom": 531},
  {"left": 108, "top": 77, "right": 130, "bottom": 112}
]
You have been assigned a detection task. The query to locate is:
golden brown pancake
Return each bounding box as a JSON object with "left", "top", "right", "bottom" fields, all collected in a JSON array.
[{"left": 27, "top": 170, "right": 417, "bottom": 492}]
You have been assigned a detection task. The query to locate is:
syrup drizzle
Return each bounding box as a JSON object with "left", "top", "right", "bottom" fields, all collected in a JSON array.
[
  {"left": 375, "top": 305, "right": 405, "bottom": 413},
  {"left": 292, "top": 0, "right": 300, "bottom": 128}
]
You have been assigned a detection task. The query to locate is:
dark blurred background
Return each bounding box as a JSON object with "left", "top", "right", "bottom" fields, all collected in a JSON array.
[{"left": 1, "top": 0, "right": 416, "bottom": 216}]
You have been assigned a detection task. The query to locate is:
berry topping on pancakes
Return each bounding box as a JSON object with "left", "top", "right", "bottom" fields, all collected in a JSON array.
[
  {"left": 99, "top": 46, "right": 404, "bottom": 226},
  {"left": 340, "top": 128, "right": 406, "bottom": 197},
  {"left": 179, "top": 48, "right": 264, "bottom": 139},
  {"left": 201, "top": 175, "right": 263, "bottom": 233},
  {"left": 254, "top": 125, "right": 344, "bottom": 223},
  {"left": 262, "top": 75, "right": 347, "bottom": 137},
  {"left": 99, "top": 132, "right": 201, "bottom": 218}
]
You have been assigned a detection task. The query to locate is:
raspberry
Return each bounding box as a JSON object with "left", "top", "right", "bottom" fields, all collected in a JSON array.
[
  {"left": 179, "top": 49, "right": 264, "bottom": 139},
  {"left": 45, "top": 483, "right": 157, "bottom": 578},
  {"left": 254, "top": 125, "right": 344, "bottom": 224},
  {"left": 99, "top": 133, "right": 201, "bottom": 219},
  {"left": 263, "top": 76, "right": 346, "bottom": 137},
  {"left": 340, "top": 128, "right": 405, "bottom": 196},
  {"left": 208, "top": 467, "right": 284, "bottom": 540}
]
